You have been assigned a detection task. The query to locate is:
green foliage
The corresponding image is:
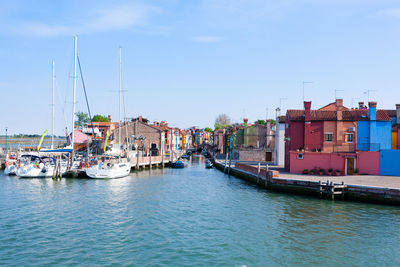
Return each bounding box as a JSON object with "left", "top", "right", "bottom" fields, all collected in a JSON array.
[
  {"left": 270, "top": 119, "right": 276, "bottom": 126},
  {"left": 92, "top": 114, "right": 109, "bottom": 122},
  {"left": 204, "top": 127, "right": 213, "bottom": 132},
  {"left": 255, "top": 120, "right": 266, "bottom": 125},
  {"left": 75, "top": 112, "right": 90, "bottom": 127}
]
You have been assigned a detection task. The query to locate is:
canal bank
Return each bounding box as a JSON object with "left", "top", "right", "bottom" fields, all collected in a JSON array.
[{"left": 212, "top": 158, "right": 400, "bottom": 205}]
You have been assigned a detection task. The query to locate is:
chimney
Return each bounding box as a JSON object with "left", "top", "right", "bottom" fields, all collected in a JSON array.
[
  {"left": 276, "top": 107, "right": 281, "bottom": 119},
  {"left": 108, "top": 115, "right": 112, "bottom": 121},
  {"left": 304, "top": 101, "right": 311, "bottom": 121},
  {"left": 335, "top": 99, "right": 343, "bottom": 108},
  {"left": 138, "top": 116, "right": 143, "bottom": 122},
  {"left": 396, "top": 104, "right": 400, "bottom": 125},
  {"left": 304, "top": 101, "right": 312, "bottom": 151},
  {"left": 244, "top": 118, "right": 248, "bottom": 127},
  {"left": 358, "top": 102, "right": 364, "bottom": 109},
  {"left": 368, "top": 101, "right": 377, "bottom": 121}
]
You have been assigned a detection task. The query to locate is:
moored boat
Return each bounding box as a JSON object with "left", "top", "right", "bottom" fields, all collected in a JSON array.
[{"left": 171, "top": 160, "right": 185, "bottom": 168}]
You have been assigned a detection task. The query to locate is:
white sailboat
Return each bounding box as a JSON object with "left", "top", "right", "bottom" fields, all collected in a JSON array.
[
  {"left": 4, "top": 164, "right": 18, "bottom": 175},
  {"left": 86, "top": 46, "right": 131, "bottom": 179},
  {"left": 16, "top": 156, "right": 67, "bottom": 178}
]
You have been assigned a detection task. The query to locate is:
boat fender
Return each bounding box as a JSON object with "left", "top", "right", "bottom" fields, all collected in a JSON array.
[
  {"left": 85, "top": 163, "right": 90, "bottom": 168},
  {"left": 41, "top": 168, "right": 47, "bottom": 173}
]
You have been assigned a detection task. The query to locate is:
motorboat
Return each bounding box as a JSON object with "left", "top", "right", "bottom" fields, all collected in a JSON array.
[
  {"left": 171, "top": 160, "right": 185, "bottom": 168},
  {"left": 85, "top": 160, "right": 131, "bottom": 179},
  {"left": 205, "top": 160, "right": 213, "bottom": 169}
]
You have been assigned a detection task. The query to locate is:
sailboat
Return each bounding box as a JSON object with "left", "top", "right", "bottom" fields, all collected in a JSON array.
[
  {"left": 18, "top": 39, "right": 76, "bottom": 178},
  {"left": 86, "top": 47, "right": 131, "bottom": 179}
]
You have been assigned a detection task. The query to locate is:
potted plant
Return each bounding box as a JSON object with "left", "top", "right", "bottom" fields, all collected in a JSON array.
[
  {"left": 302, "top": 169, "right": 308, "bottom": 174},
  {"left": 354, "top": 168, "right": 359, "bottom": 175},
  {"left": 328, "top": 168, "right": 333, "bottom": 176},
  {"left": 319, "top": 169, "right": 325, "bottom": 175},
  {"left": 335, "top": 169, "right": 341, "bottom": 176},
  {"left": 310, "top": 169, "right": 315, "bottom": 175}
]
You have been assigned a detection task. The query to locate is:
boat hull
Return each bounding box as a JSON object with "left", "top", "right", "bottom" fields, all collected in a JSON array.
[{"left": 85, "top": 163, "right": 131, "bottom": 179}]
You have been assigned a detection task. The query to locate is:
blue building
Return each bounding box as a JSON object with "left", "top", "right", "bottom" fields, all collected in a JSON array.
[{"left": 356, "top": 101, "right": 391, "bottom": 151}]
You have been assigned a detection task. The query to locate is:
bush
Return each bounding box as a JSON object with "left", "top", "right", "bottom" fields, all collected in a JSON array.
[
  {"left": 328, "top": 168, "right": 333, "bottom": 173},
  {"left": 335, "top": 169, "right": 341, "bottom": 175},
  {"left": 302, "top": 169, "right": 309, "bottom": 174},
  {"left": 319, "top": 169, "right": 325, "bottom": 175},
  {"left": 310, "top": 169, "right": 315, "bottom": 175}
]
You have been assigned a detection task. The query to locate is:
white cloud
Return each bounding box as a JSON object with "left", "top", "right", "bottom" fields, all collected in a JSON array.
[
  {"left": 191, "top": 35, "right": 224, "bottom": 43},
  {"left": 18, "top": 4, "right": 158, "bottom": 37},
  {"left": 377, "top": 8, "right": 400, "bottom": 18}
]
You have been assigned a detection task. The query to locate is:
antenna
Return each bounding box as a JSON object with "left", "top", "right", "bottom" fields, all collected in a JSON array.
[
  {"left": 334, "top": 89, "right": 344, "bottom": 100},
  {"left": 279, "top": 98, "right": 287, "bottom": 109},
  {"left": 302, "top": 81, "right": 313, "bottom": 103},
  {"left": 364, "top": 89, "right": 377, "bottom": 102}
]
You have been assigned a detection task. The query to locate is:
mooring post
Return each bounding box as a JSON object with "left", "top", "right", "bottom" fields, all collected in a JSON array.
[
  {"left": 224, "top": 153, "right": 228, "bottom": 173},
  {"left": 149, "top": 154, "right": 152, "bottom": 169},
  {"left": 257, "top": 161, "right": 261, "bottom": 184}
]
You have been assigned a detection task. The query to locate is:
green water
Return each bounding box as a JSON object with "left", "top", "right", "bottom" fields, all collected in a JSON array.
[{"left": 0, "top": 156, "right": 399, "bottom": 266}]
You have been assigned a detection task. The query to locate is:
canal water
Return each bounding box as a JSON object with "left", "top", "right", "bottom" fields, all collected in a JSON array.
[{"left": 0, "top": 156, "right": 399, "bottom": 266}]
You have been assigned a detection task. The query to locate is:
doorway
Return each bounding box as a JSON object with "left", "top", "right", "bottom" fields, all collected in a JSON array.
[{"left": 346, "top": 157, "right": 355, "bottom": 175}]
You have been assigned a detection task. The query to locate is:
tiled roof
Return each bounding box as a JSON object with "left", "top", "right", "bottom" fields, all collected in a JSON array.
[
  {"left": 287, "top": 109, "right": 390, "bottom": 121},
  {"left": 385, "top": 110, "right": 396, "bottom": 118}
]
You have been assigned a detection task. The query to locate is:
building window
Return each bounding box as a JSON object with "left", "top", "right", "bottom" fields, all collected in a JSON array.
[
  {"left": 297, "top": 153, "right": 304, "bottom": 160},
  {"left": 324, "top": 133, "right": 333, "bottom": 142},
  {"left": 345, "top": 133, "right": 354, "bottom": 143}
]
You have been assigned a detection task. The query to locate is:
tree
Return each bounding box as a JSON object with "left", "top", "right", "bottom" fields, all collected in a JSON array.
[
  {"left": 204, "top": 127, "right": 213, "bottom": 132},
  {"left": 92, "top": 114, "right": 109, "bottom": 122},
  {"left": 214, "top": 114, "right": 231, "bottom": 129},
  {"left": 75, "top": 112, "right": 90, "bottom": 127},
  {"left": 255, "top": 119, "right": 266, "bottom": 125}
]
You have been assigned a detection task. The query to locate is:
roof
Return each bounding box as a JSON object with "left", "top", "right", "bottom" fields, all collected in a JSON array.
[
  {"left": 287, "top": 109, "right": 390, "bottom": 122},
  {"left": 278, "top": 115, "right": 286, "bottom": 124},
  {"left": 385, "top": 110, "right": 396, "bottom": 118}
]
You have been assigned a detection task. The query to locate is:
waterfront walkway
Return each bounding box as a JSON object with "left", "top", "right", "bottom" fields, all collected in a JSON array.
[{"left": 214, "top": 159, "right": 400, "bottom": 204}]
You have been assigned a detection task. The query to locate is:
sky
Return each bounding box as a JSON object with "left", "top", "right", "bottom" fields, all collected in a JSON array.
[{"left": 1, "top": 0, "right": 400, "bottom": 135}]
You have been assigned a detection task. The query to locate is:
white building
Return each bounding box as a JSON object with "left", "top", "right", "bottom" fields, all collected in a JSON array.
[{"left": 274, "top": 108, "right": 285, "bottom": 166}]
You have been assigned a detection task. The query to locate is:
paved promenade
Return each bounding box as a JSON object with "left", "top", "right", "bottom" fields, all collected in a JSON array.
[{"left": 216, "top": 160, "right": 400, "bottom": 190}]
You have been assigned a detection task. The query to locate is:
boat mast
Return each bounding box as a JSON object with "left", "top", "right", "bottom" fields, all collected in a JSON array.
[
  {"left": 51, "top": 60, "right": 55, "bottom": 149},
  {"left": 119, "top": 46, "right": 122, "bottom": 149},
  {"left": 72, "top": 35, "right": 77, "bottom": 148}
]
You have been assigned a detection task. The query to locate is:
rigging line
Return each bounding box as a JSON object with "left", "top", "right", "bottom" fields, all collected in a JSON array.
[{"left": 77, "top": 56, "right": 96, "bottom": 145}]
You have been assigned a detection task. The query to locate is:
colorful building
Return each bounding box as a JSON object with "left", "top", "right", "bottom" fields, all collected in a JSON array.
[{"left": 285, "top": 99, "right": 390, "bottom": 175}]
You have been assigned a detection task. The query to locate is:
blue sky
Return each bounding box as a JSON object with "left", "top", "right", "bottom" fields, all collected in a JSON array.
[{"left": 1, "top": 0, "right": 400, "bottom": 135}]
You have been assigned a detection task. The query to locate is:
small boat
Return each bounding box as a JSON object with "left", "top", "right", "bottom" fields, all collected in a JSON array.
[
  {"left": 205, "top": 160, "right": 213, "bottom": 169},
  {"left": 171, "top": 160, "right": 185, "bottom": 168},
  {"left": 4, "top": 163, "right": 18, "bottom": 175},
  {"left": 85, "top": 161, "right": 131, "bottom": 179}
]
